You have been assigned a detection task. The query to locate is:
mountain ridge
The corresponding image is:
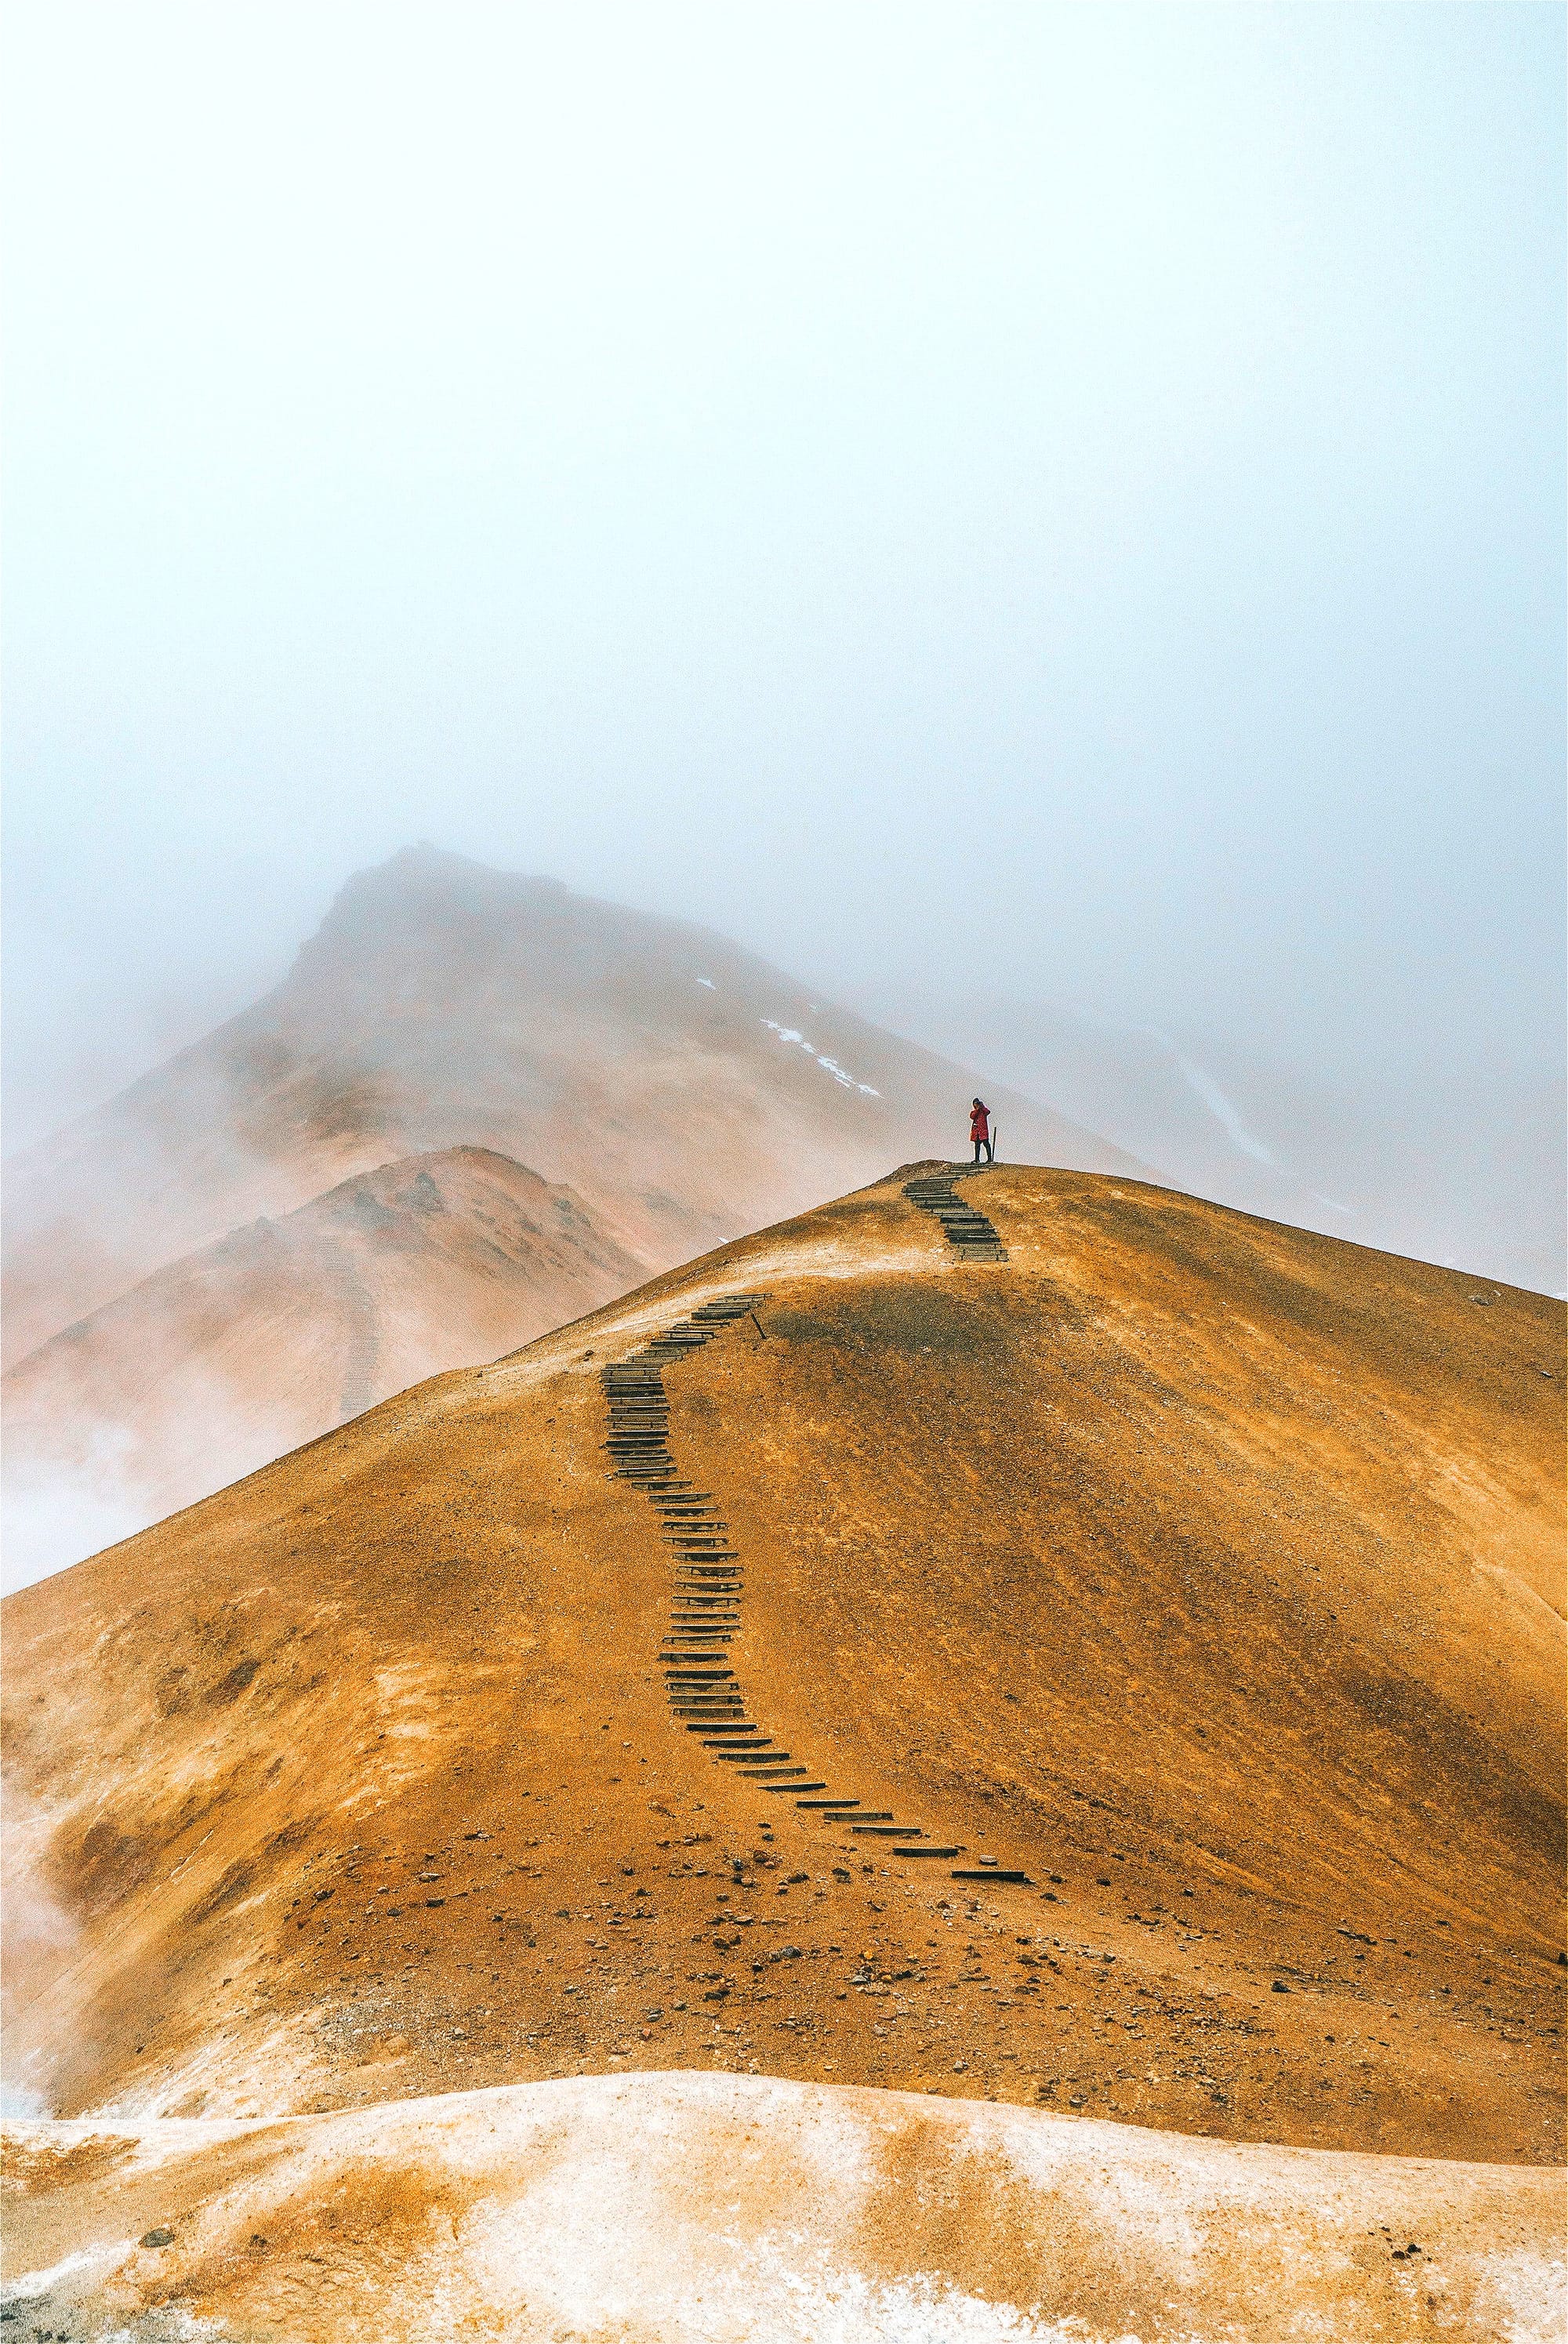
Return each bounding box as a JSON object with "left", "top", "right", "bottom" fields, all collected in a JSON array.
[
  {"left": 2, "top": 1145, "right": 641, "bottom": 1555},
  {"left": 2, "top": 847, "right": 1145, "bottom": 1370},
  {"left": 5, "top": 1163, "right": 1559, "bottom": 2162}
]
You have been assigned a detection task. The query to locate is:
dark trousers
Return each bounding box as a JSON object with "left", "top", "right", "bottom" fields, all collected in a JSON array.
[{"left": 972, "top": 1137, "right": 993, "bottom": 1163}]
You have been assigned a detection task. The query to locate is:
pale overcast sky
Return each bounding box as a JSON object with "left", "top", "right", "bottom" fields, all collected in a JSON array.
[{"left": 4, "top": 1, "right": 1563, "bottom": 1149}]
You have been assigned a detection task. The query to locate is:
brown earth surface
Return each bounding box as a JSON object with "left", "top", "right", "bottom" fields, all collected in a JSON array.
[
  {"left": 4, "top": 2074, "right": 1563, "bottom": 2342},
  {"left": 2, "top": 847, "right": 1142, "bottom": 1370},
  {"left": 5, "top": 1162, "right": 1561, "bottom": 2172},
  {"left": 2, "top": 1146, "right": 641, "bottom": 1529}
]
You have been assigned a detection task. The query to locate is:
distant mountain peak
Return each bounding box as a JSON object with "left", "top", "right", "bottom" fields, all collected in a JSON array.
[
  {"left": 357, "top": 841, "right": 567, "bottom": 891},
  {"left": 4, "top": 853, "right": 1142, "bottom": 1375},
  {"left": 314, "top": 844, "right": 572, "bottom": 936}
]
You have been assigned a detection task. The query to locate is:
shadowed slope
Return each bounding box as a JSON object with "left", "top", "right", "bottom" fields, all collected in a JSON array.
[{"left": 2, "top": 1167, "right": 1561, "bottom": 2169}]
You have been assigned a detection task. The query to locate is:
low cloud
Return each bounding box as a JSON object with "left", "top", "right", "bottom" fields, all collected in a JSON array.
[{"left": 2, "top": 1457, "right": 149, "bottom": 1598}]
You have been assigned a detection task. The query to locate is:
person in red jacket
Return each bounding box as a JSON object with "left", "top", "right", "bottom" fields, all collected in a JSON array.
[{"left": 969, "top": 1098, "right": 993, "bottom": 1164}]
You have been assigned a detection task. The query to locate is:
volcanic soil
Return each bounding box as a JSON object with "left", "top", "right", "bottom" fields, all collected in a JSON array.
[{"left": 4, "top": 1165, "right": 1563, "bottom": 2172}]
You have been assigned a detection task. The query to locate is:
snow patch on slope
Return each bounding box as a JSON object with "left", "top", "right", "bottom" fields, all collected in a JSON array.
[
  {"left": 762, "top": 1021, "right": 880, "bottom": 1097},
  {"left": 1161, "top": 1041, "right": 1276, "bottom": 1167}
]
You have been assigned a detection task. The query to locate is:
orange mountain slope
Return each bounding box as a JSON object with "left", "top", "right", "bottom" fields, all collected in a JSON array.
[
  {"left": 4, "top": 1163, "right": 1560, "bottom": 2176},
  {"left": 2, "top": 1146, "right": 639, "bottom": 1536},
  {"left": 2, "top": 847, "right": 1142, "bottom": 1368}
]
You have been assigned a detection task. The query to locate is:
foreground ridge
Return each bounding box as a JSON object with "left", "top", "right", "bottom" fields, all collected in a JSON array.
[{"left": 7, "top": 2070, "right": 1563, "bottom": 2343}]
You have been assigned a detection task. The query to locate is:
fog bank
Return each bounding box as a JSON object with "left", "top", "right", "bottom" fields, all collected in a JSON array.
[{"left": 5, "top": 3, "right": 1562, "bottom": 1172}]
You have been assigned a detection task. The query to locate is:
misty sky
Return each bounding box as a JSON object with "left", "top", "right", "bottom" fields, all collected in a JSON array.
[{"left": 4, "top": 1, "right": 1563, "bottom": 1153}]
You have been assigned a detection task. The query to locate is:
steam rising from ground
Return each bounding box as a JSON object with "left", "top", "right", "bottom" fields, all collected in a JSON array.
[
  {"left": 2, "top": 1375, "right": 274, "bottom": 1596},
  {"left": 2, "top": 1463, "right": 147, "bottom": 1598},
  {"left": 1, "top": 1792, "right": 79, "bottom": 2117}
]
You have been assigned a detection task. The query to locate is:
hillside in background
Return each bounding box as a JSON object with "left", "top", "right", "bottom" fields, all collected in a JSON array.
[
  {"left": 2, "top": 1147, "right": 639, "bottom": 1540},
  {"left": 2, "top": 846, "right": 1140, "bottom": 1370},
  {"left": 18, "top": 841, "right": 1559, "bottom": 1602},
  {"left": 1, "top": 851, "right": 1151, "bottom": 1586},
  {"left": 855, "top": 989, "right": 1568, "bottom": 1298}
]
